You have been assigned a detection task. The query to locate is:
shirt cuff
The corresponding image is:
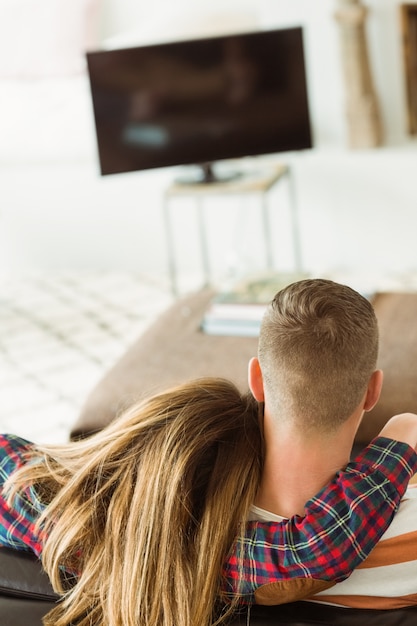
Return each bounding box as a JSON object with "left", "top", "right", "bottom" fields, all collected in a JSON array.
[{"left": 349, "top": 436, "right": 417, "bottom": 499}]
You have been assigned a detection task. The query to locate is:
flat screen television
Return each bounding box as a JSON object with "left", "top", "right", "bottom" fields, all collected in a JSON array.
[{"left": 86, "top": 26, "right": 313, "bottom": 183}]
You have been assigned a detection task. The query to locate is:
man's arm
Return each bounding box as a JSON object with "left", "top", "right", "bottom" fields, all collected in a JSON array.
[{"left": 222, "top": 430, "right": 417, "bottom": 605}]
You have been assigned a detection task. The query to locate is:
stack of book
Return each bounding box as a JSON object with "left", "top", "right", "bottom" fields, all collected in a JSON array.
[{"left": 201, "top": 272, "right": 309, "bottom": 337}]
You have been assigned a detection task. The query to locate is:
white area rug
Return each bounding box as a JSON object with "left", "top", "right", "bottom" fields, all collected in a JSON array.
[{"left": 0, "top": 272, "right": 173, "bottom": 443}]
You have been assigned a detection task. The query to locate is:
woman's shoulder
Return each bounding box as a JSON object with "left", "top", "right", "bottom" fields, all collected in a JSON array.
[
  {"left": 0, "top": 434, "right": 33, "bottom": 455},
  {"left": 0, "top": 434, "right": 34, "bottom": 481}
]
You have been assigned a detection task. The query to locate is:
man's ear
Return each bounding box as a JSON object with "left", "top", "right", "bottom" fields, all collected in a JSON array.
[
  {"left": 248, "top": 357, "right": 265, "bottom": 402},
  {"left": 364, "top": 369, "right": 384, "bottom": 412}
]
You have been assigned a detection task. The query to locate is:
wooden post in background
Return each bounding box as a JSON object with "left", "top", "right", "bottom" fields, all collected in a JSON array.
[
  {"left": 334, "top": 0, "right": 383, "bottom": 148},
  {"left": 400, "top": 3, "right": 417, "bottom": 135}
]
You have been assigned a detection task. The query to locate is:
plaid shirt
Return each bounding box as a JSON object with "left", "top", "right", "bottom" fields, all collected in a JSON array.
[
  {"left": 1, "top": 434, "right": 416, "bottom": 605},
  {"left": 222, "top": 437, "right": 417, "bottom": 604}
]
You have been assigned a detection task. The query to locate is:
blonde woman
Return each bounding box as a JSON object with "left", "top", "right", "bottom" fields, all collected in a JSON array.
[{"left": 1, "top": 377, "right": 416, "bottom": 626}]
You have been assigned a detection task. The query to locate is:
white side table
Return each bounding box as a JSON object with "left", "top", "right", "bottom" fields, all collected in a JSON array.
[{"left": 163, "top": 162, "right": 301, "bottom": 295}]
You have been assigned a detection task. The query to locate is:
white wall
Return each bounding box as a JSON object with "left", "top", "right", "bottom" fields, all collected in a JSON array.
[
  {"left": 98, "top": 0, "right": 413, "bottom": 148},
  {"left": 1, "top": 0, "right": 416, "bottom": 289}
]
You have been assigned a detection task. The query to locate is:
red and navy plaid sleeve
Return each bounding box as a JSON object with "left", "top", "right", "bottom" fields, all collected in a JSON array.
[
  {"left": 0, "top": 434, "right": 45, "bottom": 557},
  {"left": 222, "top": 436, "right": 417, "bottom": 604}
]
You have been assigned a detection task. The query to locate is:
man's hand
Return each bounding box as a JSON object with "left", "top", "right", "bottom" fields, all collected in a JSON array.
[{"left": 379, "top": 413, "right": 417, "bottom": 452}]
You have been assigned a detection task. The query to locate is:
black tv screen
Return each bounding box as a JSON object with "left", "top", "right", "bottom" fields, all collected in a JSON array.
[{"left": 87, "top": 26, "right": 313, "bottom": 180}]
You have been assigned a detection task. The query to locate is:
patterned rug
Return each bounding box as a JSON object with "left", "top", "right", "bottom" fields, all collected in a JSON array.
[{"left": 0, "top": 272, "right": 173, "bottom": 443}]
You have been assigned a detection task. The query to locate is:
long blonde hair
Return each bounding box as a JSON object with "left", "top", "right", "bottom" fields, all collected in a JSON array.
[{"left": 7, "top": 377, "right": 262, "bottom": 626}]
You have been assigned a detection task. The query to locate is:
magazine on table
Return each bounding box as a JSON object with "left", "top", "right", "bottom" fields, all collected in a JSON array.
[{"left": 201, "top": 271, "right": 309, "bottom": 337}]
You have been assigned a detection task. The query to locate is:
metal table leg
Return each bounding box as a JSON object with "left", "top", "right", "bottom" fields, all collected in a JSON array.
[
  {"left": 286, "top": 166, "right": 303, "bottom": 272},
  {"left": 196, "top": 196, "right": 211, "bottom": 287},
  {"left": 261, "top": 192, "right": 274, "bottom": 269},
  {"left": 163, "top": 193, "right": 178, "bottom": 296}
]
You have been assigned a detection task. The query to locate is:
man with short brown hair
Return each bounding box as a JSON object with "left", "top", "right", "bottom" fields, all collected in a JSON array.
[{"left": 248, "top": 278, "right": 417, "bottom": 607}]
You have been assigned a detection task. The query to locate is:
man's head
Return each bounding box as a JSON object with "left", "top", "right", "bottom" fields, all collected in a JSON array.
[{"left": 252, "top": 278, "right": 380, "bottom": 434}]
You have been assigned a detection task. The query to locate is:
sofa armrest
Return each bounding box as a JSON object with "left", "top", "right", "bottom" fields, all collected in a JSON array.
[
  {"left": 0, "top": 547, "right": 57, "bottom": 601},
  {"left": 0, "top": 596, "right": 57, "bottom": 626},
  {"left": 0, "top": 547, "right": 57, "bottom": 626}
]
